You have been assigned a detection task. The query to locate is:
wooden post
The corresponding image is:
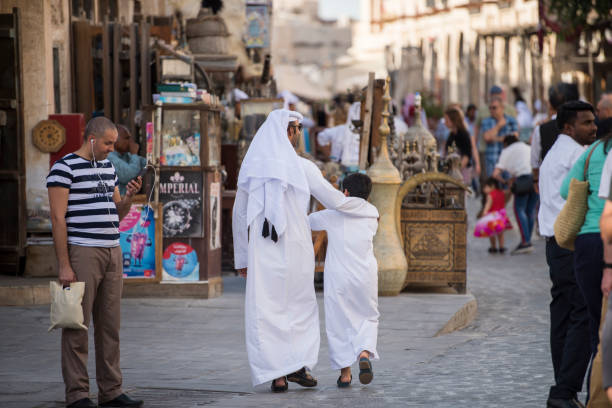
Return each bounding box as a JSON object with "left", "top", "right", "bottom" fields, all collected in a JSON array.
[
  {"left": 503, "top": 36, "right": 510, "bottom": 90},
  {"left": 102, "top": 22, "right": 112, "bottom": 119},
  {"left": 370, "top": 78, "right": 386, "bottom": 161},
  {"left": 129, "top": 23, "right": 137, "bottom": 138},
  {"left": 112, "top": 23, "right": 121, "bottom": 122},
  {"left": 359, "top": 72, "right": 375, "bottom": 170},
  {"left": 73, "top": 21, "right": 94, "bottom": 120},
  {"left": 485, "top": 36, "right": 493, "bottom": 100},
  {"left": 140, "top": 22, "right": 151, "bottom": 108}
]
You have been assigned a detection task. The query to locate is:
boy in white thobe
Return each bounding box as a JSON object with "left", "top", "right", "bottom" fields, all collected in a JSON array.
[
  {"left": 233, "top": 109, "right": 364, "bottom": 392},
  {"left": 308, "top": 173, "right": 380, "bottom": 387}
]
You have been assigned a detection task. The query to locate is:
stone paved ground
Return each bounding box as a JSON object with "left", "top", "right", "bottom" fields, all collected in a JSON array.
[{"left": 0, "top": 196, "right": 570, "bottom": 407}]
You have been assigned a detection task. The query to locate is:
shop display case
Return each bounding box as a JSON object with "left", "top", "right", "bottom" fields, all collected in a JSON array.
[{"left": 141, "top": 103, "right": 223, "bottom": 291}]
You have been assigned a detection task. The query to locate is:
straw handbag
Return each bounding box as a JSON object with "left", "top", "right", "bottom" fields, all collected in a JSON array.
[{"left": 554, "top": 141, "right": 601, "bottom": 250}]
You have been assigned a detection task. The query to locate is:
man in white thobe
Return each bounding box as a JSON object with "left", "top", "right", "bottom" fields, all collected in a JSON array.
[
  {"left": 232, "top": 109, "right": 361, "bottom": 392},
  {"left": 317, "top": 102, "right": 362, "bottom": 168}
]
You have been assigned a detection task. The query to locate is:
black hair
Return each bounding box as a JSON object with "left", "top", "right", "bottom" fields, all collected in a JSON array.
[
  {"left": 466, "top": 104, "right": 477, "bottom": 112},
  {"left": 316, "top": 109, "right": 326, "bottom": 127},
  {"left": 548, "top": 82, "right": 579, "bottom": 111},
  {"left": 556, "top": 101, "right": 595, "bottom": 130},
  {"left": 503, "top": 134, "right": 519, "bottom": 147},
  {"left": 484, "top": 177, "right": 499, "bottom": 190},
  {"left": 512, "top": 87, "right": 525, "bottom": 103},
  {"left": 342, "top": 173, "right": 372, "bottom": 200}
]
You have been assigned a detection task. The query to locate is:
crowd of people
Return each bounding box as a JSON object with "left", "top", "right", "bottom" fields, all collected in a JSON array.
[
  {"left": 446, "top": 86, "right": 612, "bottom": 408},
  {"left": 46, "top": 79, "right": 612, "bottom": 407},
  {"left": 386, "top": 85, "right": 612, "bottom": 408},
  {"left": 289, "top": 84, "right": 612, "bottom": 407}
]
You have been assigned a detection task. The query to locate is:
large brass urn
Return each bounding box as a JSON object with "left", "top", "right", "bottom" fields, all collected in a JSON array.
[{"left": 367, "top": 78, "right": 408, "bottom": 296}]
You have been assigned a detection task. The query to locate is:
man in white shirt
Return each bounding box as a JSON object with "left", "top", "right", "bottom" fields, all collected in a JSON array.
[
  {"left": 538, "top": 101, "right": 597, "bottom": 408},
  {"left": 531, "top": 83, "right": 579, "bottom": 193}
]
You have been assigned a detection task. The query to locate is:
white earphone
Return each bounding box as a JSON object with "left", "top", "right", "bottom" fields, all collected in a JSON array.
[
  {"left": 88, "top": 135, "right": 156, "bottom": 237},
  {"left": 90, "top": 138, "right": 97, "bottom": 168}
]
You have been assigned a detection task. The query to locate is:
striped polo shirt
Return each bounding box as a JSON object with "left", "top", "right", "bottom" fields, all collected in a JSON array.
[{"left": 46, "top": 153, "right": 120, "bottom": 247}]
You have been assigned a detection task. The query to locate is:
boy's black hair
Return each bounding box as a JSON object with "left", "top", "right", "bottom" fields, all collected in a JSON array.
[
  {"left": 342, "top": 173, "right": 372, "bottom": 200},
  {"left": 556, "top": 100, "right": 595, "bottom": 130},
  {"left": 484, "top": 177, "right": 499, "bottom": 190},
  {"left": 503, "top": 134, "right": 519, "bottom": 147}
]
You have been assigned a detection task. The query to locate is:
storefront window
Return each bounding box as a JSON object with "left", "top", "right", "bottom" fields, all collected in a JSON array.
[{"left": 161, "top": 110, "right": 201, "bottom": 166}]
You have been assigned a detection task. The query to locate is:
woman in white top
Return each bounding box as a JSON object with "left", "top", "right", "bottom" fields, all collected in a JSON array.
[{"left": 492, "top": 135, "right": 538, "bottom": 254}]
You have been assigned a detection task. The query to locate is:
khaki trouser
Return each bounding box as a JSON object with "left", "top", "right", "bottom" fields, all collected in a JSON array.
[
  {"left": 587, "top": 297, "right": 612, "bottom": 408},
  {"left": 62, "top": 245, "right": 123, "bottom": 405}
]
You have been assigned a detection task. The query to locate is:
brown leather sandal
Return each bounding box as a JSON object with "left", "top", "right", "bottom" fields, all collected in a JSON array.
[{"left": 287, "top": 367, "right": 318, "bottom": 387}]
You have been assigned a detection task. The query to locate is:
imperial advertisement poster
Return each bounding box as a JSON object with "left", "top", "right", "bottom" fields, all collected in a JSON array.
[{"left": 159, "top": 170, "right": 203, "bottom": 238}]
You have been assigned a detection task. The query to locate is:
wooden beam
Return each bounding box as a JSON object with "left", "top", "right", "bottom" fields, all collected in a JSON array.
[
  {"left": 359, "top": 72, "right": 375, "bottom": 170},
  {"left": 129, "top": 23, "right": 137, "bottom": 138},
  {"left": 112, "top": 22, "right": 121, "bottom": 122},
  {"left": 140, "top": 22, "right": 151, "bottom": 108},
  {"left": 102, "top": 22, "right": 112, "bottom": 119},
  {"left": 74, "top": 21, "right": 94, "bottom": 120}
]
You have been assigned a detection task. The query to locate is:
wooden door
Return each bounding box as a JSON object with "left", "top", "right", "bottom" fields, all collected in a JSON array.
[{"left": 0, "top": 8, "right": 25, "bottom": 274}]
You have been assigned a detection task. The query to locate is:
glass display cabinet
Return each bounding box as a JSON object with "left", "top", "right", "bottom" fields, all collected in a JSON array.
[{"left": 142, "top": 103, "right": 223, "bottom": 293}]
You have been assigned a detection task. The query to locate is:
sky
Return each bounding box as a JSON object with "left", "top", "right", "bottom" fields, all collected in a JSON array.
[{"left": 318, "top": 0, "right": 361, "bottom": 21}]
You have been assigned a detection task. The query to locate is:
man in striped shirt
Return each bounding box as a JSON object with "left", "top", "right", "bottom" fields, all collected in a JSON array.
[{"left": 47, "top": 116, "right": 143, "bottom": 408}]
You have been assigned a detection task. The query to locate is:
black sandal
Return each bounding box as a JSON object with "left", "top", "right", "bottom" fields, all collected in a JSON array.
[
  {"left": 287, "top": 367, "right": 317, "bottom": 387},
  {"left": 337, "top": 375, "right": 352, "bottom": 388},
  {"left": 359, "top": 357, "right": 373, "bottom": 384},
  {"left": 271, "top": 377, "right": 288, "bottom": 393}
]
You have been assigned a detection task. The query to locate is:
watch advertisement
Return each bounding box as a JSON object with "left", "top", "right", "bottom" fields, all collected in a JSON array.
[{"left": 159, "top": 170, "right": 203, "bottom": 238}]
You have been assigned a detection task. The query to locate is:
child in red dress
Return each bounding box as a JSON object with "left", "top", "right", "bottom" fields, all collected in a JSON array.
[{"left": 474, "top": 178, "right": 512, "bottom": 253}]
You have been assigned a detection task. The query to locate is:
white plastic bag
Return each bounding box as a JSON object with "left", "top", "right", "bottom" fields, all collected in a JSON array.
[{"left": 48, "top": 281, "right": 88, "bottom": 332}]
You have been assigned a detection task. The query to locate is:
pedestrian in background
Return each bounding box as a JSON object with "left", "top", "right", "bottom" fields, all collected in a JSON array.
[
  {"left": 539, "top": 101, "right": 596, "bottom": 408},
  {"left": 465, "top": 103, "right": 481, "bottom": 194},
  {"left": 596, "top": 93, "right": 612, "bottom": 140},
  {"left": 531, "top": 82, "right": 580, "bottom": 193},
  {"left": 473, "top": 177, "right": 512, "bottom": 253},
  {"left": 493, "top": 134, "right": 537, "bottom": 255},
  {"left": 512, "top": 87, "right": 534, "bottom": 143},
  {"left": 106, "top": 125, "right": 146, "bottom": 197},
  {"left": 479, "top": 96, "right": 519, "bottom": 177},
  {"left": 471, "top": 85, "right": 518, "bottom": 179},
  {"left": 444, "top": 106, "right": 473, "bottom": 185}
]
